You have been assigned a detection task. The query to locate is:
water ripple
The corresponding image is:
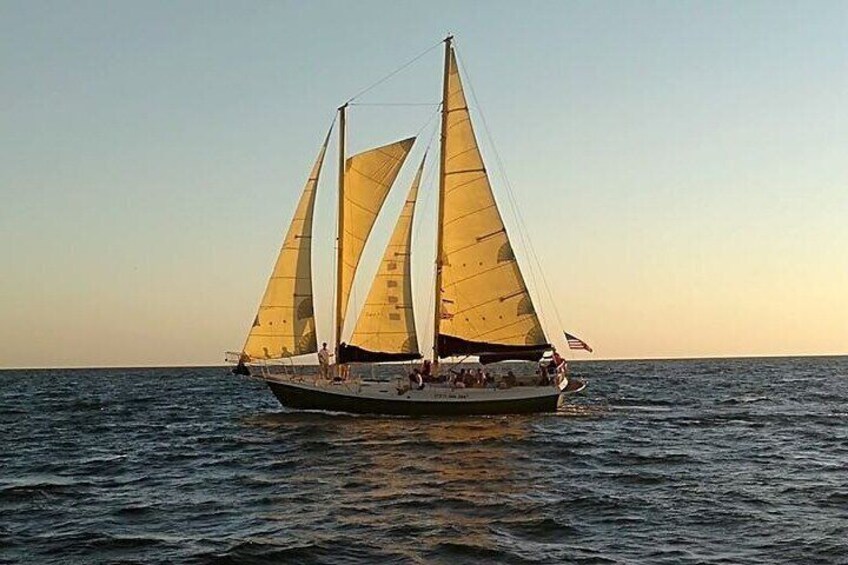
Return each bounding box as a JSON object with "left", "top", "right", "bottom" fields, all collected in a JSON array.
[{"left": 2, "top": 356, "right": 847, "bottom": 564}]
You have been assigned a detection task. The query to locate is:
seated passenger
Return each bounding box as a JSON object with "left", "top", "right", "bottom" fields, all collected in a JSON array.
[
  {"left": 408, "top": 368, "right": 424, "bottom": 390},
  {"left": 503, "top": 370, "right": 517, "bottom": 388},
  {"left": 450, "top": 369, "right": 465, "bottom": 388}
]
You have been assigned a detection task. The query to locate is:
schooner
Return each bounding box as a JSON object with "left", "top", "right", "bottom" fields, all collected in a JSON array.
[{"left": 230, "top": 37, "right": 586, "bottom": 415}]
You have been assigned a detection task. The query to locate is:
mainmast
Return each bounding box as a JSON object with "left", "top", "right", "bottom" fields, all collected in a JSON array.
[
  {"left": 432, "top": 35, "right": 452, "bottom": 361},
  {"left": 335, "top": 103, "right": 347, "bottom": 358}
]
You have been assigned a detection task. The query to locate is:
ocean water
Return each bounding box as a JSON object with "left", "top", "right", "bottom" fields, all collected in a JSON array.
[{"left": 2, "top": 356, "right": 846, "bottom": 564}]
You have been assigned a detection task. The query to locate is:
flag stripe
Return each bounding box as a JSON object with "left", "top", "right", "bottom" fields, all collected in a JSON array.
[{"left": 564, "top": 331, "right": 593, "bottom": 353}]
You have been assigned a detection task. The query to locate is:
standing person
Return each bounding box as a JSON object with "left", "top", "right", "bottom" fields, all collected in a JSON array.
[
  {"left": 551, "top": 347, "right": 567, "bottom": 387},
  {"left": 336, "top": 343, "right": 351, "bottom": 380},
  {"left": 552, "top": 347, "right": 564, "bottom": 369},
  {"left": 318, "top": 342, "right": 331, "bottom": 379}
]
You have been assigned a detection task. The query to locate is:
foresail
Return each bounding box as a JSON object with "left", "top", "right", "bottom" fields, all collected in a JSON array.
[
  {"left": 438, "top": 49, "right": 548, "bottom": 358},
  {"left": 343, "top": 158, "right": 424, "bottom": 363},
  {"left": 242, "top": 133, "right": 329, "bottom": 360},
  {"left": 339, "top": 137, "right": 415, "bottom": 328}
]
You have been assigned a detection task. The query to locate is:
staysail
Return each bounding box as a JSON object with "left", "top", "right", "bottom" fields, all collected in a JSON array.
[
  {"left": 436, "top": 48, "right": 549, "bottom": 359},
  {"left": 340, "top": 158, "right": 425, "bottom": 363},
  {"left": 339, "top": 137, "right": 415, "bottom": 329},
  {"left": 242, "top": 132, "right": 329, "bottom": 360}
]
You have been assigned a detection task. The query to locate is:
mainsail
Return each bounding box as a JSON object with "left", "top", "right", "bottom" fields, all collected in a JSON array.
[
  {"left": 242, "top": 133, "right": 329, "bottom": 360},
  {"left": 340, "top": 158, "right": 425, "bottom": 363},
  {"left": 436, "top": 48, "right": 549, "bottom": 359},
  {"left": 339, "top": 137, "right": 415, "bottom": 329}
]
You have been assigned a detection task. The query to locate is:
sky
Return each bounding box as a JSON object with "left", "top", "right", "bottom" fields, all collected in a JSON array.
[{"left": 1, "top": 1, "right": 846, "bottom": 368}]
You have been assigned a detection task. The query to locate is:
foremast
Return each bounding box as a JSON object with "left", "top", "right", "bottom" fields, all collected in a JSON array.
[{"left": 333, "top": 103, "right": 415, "bottom": 364}]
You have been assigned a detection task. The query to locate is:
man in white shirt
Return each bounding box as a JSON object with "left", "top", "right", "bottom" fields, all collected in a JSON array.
[{"left": 318, "top": 342, "right": 331, "bottom": 379}]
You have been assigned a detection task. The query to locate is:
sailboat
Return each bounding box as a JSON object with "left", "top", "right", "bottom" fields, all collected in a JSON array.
[{"left": 230, "top": 37, "right": 587, "bottom": 415}]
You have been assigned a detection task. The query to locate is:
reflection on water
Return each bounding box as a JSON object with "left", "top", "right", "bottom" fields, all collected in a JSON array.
[
  {"left": 242, "top": 400, "right": 611, "bottom": 558},
  {"left": 242, "top": 412, "right": 538, "bottom": 558}
]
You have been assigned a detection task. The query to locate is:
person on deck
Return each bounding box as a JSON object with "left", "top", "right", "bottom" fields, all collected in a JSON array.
[
  {"left": 337, "top": 343, "right": 350, "bottom": 380},
  {"left": 421, "top": 359, "right": 433, "bottom": 383},
  {"left": 552, "top": 348, "right": 564, "bottom": 369},
  {"left": 408, "top": 368, "right": 425, "bottom": 390},
  {"left": 318, "top": 343, "right": 331, "bottom": 379},
  {"left": 537, "top": 367, "right": 551, "bottom": 386},
  {"left": 452, "top": 369, "right": 467, "bottom": 389},
  {"left": 551, "top": 348, "right": 567, "bottom": 383}
]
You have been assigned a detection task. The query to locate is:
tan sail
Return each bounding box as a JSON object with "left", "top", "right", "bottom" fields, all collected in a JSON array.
[
  {"left": 437, "top": 48, "right": 548, "bottom": 356},
  {"left": 242, "top": 134, "right": 329, "bottom": 359},
  {"left": 339, "top": 137, "right": 415, "bottom": 329},
  {"left": 344, "top": 158, "right": 424, "bottom": 362}
]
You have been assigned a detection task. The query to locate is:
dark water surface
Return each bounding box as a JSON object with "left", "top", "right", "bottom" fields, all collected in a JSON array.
[{"left": 2, "top": 357, "right": 847, "bottom": 564}]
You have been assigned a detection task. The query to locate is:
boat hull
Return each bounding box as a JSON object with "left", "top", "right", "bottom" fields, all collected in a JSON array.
[{"left": 265, "top": 379, "right": 572, "bottom": 416}]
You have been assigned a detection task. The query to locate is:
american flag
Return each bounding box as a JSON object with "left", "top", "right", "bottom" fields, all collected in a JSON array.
[{"left": 564, "top": 331, "right": 593, "bottom": 353}]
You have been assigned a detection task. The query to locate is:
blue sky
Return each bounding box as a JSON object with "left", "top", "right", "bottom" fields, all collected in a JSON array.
[{"left": 1, "top": 1, "right": 846, "bottom": 367}]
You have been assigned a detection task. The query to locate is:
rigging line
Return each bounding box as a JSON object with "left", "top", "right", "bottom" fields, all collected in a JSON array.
[
  {"left": 418, "top": 158, "right": 439, "bottom": 349},
  {"left": 412, "top": 109, "right": 441, "bottom": 349},
  {"left": 251, "top": 112, "right": 338, "bottom": 356},
  {"left": 495, "top": 148, "right": 563, "bottom": 345},
  {"left": 352, "top": 108, "right": 441, "bottom": 347},
  {"left": 344, "top": 40, "right": 443, "bottom": 105},
  {"left": 453, "top": 45, "right": 565, "bottom": 344},
  {"left": 348, "top": 109, "right": 440, "bottom": 351},
  {"left": 315, "top": 111, "right": 340, "bottom": 352},
  {"left": 446, "top": 355, "right": 471, "bottom": 372},
  {"left": 416, "top": 105, "right": 442, "bottom": 147},
  {"left": 411, "top": 128, "right": 440, "bottom": 354},
  {"left": 349, "top": 102, "right": 440, "bottom": 107},
  {"left": 450, "top": 45, "right": 548, "bottom": 332},
  {"left": 411, "top": 108, "right": 440, "bottom": 250}
]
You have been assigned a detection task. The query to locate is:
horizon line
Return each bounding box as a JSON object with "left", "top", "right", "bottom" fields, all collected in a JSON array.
[{"left": 1, "top": 352, "right": 845, "bottom": 371}]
